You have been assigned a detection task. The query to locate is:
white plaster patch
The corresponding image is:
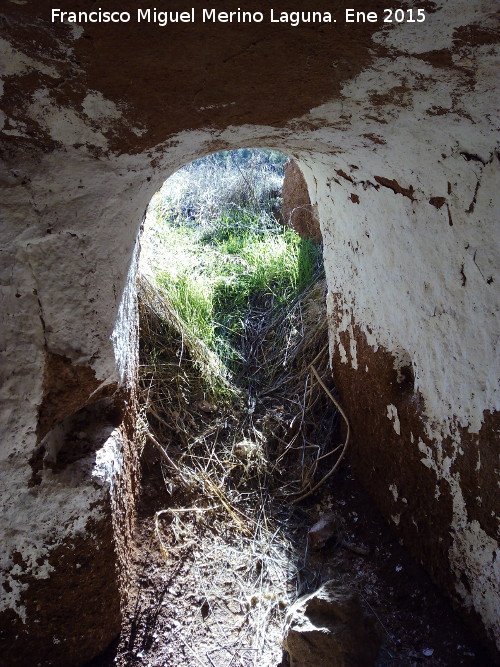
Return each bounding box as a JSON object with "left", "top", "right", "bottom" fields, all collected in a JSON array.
[
  {"left": 315, "top": 96, "right": 499, "bottom": 437},
  {"left": 131, "top": 126, "right": 148, "bottom": 137},
  {"left": 449, "top": 481, "right": 500, "bottom": 649},
  {"left": 0, "top": 430, "right": 124, "bottom": 623},
  {"left": 28, "top": 88, "right": 110, "bottom": 148},
  {"left": 348, "top": 323, "right": 358, "bottom": 370},
  {"left": 112, "top": 244, "right": 139, "bottom": 386},
  {"left": 386, "top": 404, "right": 401, "bottom": 435},
  {"left": 199, "top": 102, "right": 236, "bottom": 110},
  {"left": 82, "top": 91, "right": 122, "bottom": 124},
  {"left": 372, "top": 0, "right": 497, "bottom": 55},
  {"left": 417, "top": 438, "right": 435, "bottom": 470},
  {"left": 338, "top": 340, "right": 348, "bottom": 364},
  {"left": 69, "top": 24, "right": 84, "bottom": 40},
  {"left": 0, "top": 38, "right": 59, "bottom": 83},
  {"left": 1, "top": 117, "right": 30, "bottom": 137},
  {"left": 94, "top": 429, "right": 125, "bottom": 488}
]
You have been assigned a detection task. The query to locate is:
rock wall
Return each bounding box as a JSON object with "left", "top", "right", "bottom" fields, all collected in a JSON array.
[
  {"left": 1, "top": 0, "right": 498, "bottom": 662},
  {"left": 282, "top": 160, "right": 322, "bottom": 242}
]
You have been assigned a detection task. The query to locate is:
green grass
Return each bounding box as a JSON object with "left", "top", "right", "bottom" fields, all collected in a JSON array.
[
  {"left": 141, "top": 148, "right": 322, "bottom": 382},
  {"left": 150, "top": 210, "right": 321, "bottom": 374}
]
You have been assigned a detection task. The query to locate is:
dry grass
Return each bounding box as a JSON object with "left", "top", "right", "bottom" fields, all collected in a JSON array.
[{"left": 136, "top": 270, "right": 346, "bottom": 664}]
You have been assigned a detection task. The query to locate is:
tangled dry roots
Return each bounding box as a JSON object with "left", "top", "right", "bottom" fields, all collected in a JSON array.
[
  {"left": 136, "top": 271, "right": 352, "bottom": 663},
  {"left": 138, "top": 270, "right": 347, "bottom": 505}
]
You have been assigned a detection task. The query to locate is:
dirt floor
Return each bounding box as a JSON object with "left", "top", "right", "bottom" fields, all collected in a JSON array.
[{"left": 87, "top": 443, "right": 493, "bottom": 667}]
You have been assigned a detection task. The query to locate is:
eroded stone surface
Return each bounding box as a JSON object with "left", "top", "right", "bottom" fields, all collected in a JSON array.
[
  {"left": 0, "top": 426, "right": 137, "bottom": 666},
  {"left": 282, "top": 160, "right": 321, "bottom": 242}
]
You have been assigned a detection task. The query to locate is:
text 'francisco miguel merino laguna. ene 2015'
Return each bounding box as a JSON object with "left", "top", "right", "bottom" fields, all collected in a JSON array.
[{"left": 50, "top": 7, "right": 427, "bottom": 27}]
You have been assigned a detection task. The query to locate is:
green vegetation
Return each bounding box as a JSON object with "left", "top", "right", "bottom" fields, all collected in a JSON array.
[{"left": 140, "top": 148, "right": 322, "bottom": 381}]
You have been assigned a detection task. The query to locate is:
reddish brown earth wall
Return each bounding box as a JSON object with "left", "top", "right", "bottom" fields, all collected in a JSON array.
[
  {"left": 282, "top": 160, "right": 322, "bottom": 242},
  {"left": 329, "top": 311, "right": 499, "bottom": 654}
]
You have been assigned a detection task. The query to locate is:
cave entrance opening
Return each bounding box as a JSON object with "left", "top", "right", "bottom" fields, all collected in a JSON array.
[
  {"left": 95, "top": 150, "right": 492, "bottom": 667},
  {"left": 127, "top": 148, "right": 345, "bottom": 664},
  {"left": 138, "top": 148, "right": 329, "bottom": 401}
]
